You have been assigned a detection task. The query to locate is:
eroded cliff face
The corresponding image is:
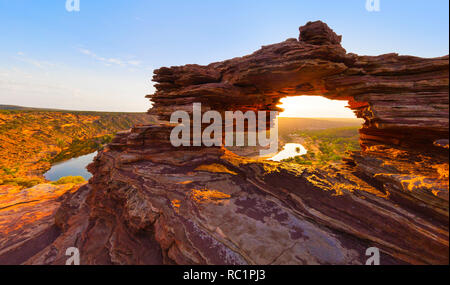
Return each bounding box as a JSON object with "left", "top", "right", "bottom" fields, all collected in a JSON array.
[
  {"left": 0, "top": 183, "right": 83, "bottom": 264},
  {"left": 1, "top": 21, "right": 448, "bottom": 265}
]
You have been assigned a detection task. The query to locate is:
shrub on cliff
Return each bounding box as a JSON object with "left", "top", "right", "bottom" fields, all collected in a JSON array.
[
  {"left": 52, "top": 176, "right": 86, "bottom": 185},
  {"left": 2, "top": 177, "right": 42, "bottom": 188}
]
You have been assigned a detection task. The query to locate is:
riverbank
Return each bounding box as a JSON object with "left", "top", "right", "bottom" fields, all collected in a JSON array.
[{"left": 0, "top": 108, "right": 154, "bottom": 188}]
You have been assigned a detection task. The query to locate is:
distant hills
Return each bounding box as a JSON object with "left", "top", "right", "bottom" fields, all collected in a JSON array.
[
  {"left": 0, "top": 104, "right": 49, "bottom": 111},
  {"left": 0, "top": 104, "right": 145, "bottom": 114},
  {"left": 278, "top": 117, "right": 363, "bottom": 137}
]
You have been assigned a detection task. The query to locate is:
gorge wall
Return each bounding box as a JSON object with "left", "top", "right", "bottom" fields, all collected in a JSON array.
[
  {"left": 0, "top": 110, "right": 153, "bottom": 185},
  {"left": 1, "top": 21, "right": 448, "bottom": 265}
]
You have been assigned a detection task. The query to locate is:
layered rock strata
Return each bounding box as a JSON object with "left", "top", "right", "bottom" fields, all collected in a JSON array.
[
  {"left": 0, "top": 183, "right": 83, "bottom": 264},
  {"left": 0, "top": 21, "right": 448, "bottom": 265}
]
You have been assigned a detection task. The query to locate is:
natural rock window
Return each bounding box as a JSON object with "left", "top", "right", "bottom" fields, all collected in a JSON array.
[{"left": 2, "top": 21, "right": 447, "bottom": 265}]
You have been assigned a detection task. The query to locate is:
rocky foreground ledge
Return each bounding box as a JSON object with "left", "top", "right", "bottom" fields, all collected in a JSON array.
[{"left": 0, "top": 21, "right": 448, "bottom": 265}]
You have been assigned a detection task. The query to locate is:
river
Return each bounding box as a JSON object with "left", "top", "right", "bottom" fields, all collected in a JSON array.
[
  {"left": 43, "top": 142, "right": 306, "bottom": 181},
  {"left": 268, "top": 143, "right": 307, "bottom": 161},
  {"left": 44, "top": 152, "right": 97, "bottom": 181}
]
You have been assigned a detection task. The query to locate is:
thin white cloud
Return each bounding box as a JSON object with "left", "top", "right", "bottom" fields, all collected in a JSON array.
[
  {"left": 15, "top": 52, "right": 56, "bottom": 69},
  {"left": 127, "top": 60, "right": 141, "bottom": 66},
  {"left": 78, "top": 48, "right": 93, "bottom": 56},
  {"left": 0, "top": 66, "right": 151, "bottom": 112},
  {"left": 77, "top": 48, "right": 141, "bottom": 68}
]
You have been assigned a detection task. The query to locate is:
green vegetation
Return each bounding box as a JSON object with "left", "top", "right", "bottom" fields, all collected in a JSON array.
[
  {"left": 52, "top": 176, "right": 86, "bottom": 185},
  {"left": 2, "top": 166, "right": 19, "bottom": 176},
  {"left": 51, "top": 134, "right": 114, "bottom": 163},
  {"left": 285, "top": 153, "right": 315, "bottom": 165},
  {"left": 283, "top": 126, "right": 360, "bottom": 166},
  {"left": 278, "top": 117, "right": 363, "bottom": 141},
  {"left": 1, "top": 177, "right": 42, "bottom": 188},
  {"left": 56, "top": 138, "right": 66, "bottom": 149},
  {"left": 0, "top": 109, "right": 154, "bottom": 187},
  {"left": 1, "top": 163, "right": 43, "bottom": 187},
  {"left": 1, "top": 175, "right": 86, "bottom": 187}
]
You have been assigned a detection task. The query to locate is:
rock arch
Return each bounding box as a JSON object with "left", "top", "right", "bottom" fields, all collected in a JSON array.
[
  {"left": 8, "top": 21, "right": 448, "bottom": 265},
  {"left": 143, "top": 21, "right": 449, "bottom": 221},
  {"left": 94, "top": 21, "right": 448, "bottom": 265},
  {"left": 148, "top": 21, "right": 448, "bottom": 155}
]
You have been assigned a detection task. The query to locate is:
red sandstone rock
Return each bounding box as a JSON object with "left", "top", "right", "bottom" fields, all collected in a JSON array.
[
  {"left": 0, "top": 21, "right": 448, "bottom": 265},
  {"left": 0, "top": 184, "right": 82, "bottom": 265}
]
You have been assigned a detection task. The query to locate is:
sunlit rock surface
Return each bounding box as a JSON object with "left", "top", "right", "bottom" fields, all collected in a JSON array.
[
  {"left": 0, "top": 183, "right": 82, "bottom": 264},
  {"left": 0, "top": 21, "right": 448, "bottom": 265}
]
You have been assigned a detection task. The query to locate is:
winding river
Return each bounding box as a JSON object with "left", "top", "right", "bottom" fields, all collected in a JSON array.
[
  {"left": 268, "top": 143, "right": 307, "bottom": 161},
  {"left": 44, "top": 152, "right": 97, "bottom": 181},
  {"left": 44, "top": 142, "right": 306, "bottom": 181}
]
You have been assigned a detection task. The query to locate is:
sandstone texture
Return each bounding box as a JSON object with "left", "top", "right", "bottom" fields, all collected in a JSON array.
[
  {"left": 0, "top": 183, "right": 83, "bottom": 264},
  {"left": 0, "top": 21, "right": 448, "bottom": 265}
]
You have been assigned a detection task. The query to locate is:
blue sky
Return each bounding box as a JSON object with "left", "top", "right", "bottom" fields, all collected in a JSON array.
[{"left": 0, "top": 0, "right": 448, "bottom": 113}]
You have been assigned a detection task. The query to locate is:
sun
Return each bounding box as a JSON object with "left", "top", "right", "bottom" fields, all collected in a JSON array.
[{"left": 277, "top": 96, "right": 356, "bottom": 118}]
